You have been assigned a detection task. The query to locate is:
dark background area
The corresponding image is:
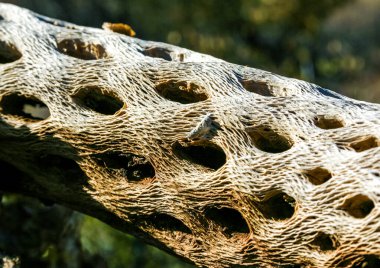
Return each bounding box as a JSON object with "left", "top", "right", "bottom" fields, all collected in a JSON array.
[{"left": 0, "top": 0, "right": 379, "bottom": 267}]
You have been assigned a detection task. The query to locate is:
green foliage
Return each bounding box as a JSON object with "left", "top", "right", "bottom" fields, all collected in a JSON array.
[
  {"left": 0, "top": 194, "right": 193, "bottom": 267},
  {"left": 80, "top": 216, "right": 193, "bottom": 268}
]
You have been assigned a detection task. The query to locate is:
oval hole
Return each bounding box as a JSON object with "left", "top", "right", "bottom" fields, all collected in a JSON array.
[
  {"left": 38, "top": 154, "right": 88, "bottom": 187},
  {"left": 247, "top": 126, "right": 293, "bottom": 153},
  {"left": 71, "top": 86, "right": 124, "bottom": 115},
  {"left": 314, "top": 115, "right": 344, "bottom": 129},
  {"left": 349, "top": 136, "right": 379, "bottom": 152},
  {"left": 93, "top": 152, "right": 155, "bottom": 182},
  {"left": 303, "top": 167, "right": 332, "bottom": 185},
  {"left": 0, "top": 40, "right": 22, "bottom": 63},
  {"left": 0, "top": 92, "right": 50, "bottom": 120},
  {"left": 155, "top": 80, "right": 208, "bottom": 104},
  {"left": 204, "top": 207, "right": 249, "bottom": 235},
  {"left": 141, "top": 47, "right": 172, "bottom": 61},
  {"left": 240, "top": 80, "right": 273, "bottom": 96},
  {"left": 172, "top": 141, "right": 226, "bottom": 170},
  {"left": 311, "top": 232, "right": 339, "bottom": 251},
  {"left": 57, "top": 39, "right": 107, "bottom": 60},
  {"left": 258, "top": 192, "right": 296, "bottom": 220},
  {"left": 144, "top": 213, "right": 191, "bottom": 234},
  {"left": 338, "top": 194, "right": 374, "bottom": 218}
]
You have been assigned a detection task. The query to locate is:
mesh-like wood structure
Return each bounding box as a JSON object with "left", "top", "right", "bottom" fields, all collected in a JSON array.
[{"left": 0, "top": 4, "right": 380, "bottom": 268}]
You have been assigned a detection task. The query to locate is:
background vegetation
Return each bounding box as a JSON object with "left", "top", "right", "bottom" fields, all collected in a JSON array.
[{"left": 1, "top": 0, "right": 379, "bottom": 267}]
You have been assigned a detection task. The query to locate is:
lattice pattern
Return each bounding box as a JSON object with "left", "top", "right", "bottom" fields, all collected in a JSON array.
[{"left": 0, "top": 4, "right": 379, "bottom": 267}]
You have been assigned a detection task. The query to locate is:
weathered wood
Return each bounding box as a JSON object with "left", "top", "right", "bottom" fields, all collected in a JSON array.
[{"left": 0, "top": 4, "right": 379, "bottom": 267}]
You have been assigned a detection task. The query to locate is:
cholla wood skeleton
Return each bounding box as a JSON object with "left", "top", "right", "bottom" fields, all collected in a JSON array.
[{"left": 0, "top": 4, "right": 379, "bottom": 268}]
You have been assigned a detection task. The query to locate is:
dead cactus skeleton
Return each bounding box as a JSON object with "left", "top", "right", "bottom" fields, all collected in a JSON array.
[{"left": 0, "top": 4, "right": 379, "bottom": 268}]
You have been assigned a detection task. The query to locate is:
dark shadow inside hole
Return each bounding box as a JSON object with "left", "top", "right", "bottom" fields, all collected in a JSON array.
[
  {"left": 0, "top": 93, "right": 50, "bottom": 120},
  {"left": 338, "top": 194, "right": 374, "bottom": 218},
  {"left": 258, "top": 192, "right": 296, "bottom": 220},
  {"left": 93, "top": 152, "right": 155, "bottom": 181},
  {"left": 355, "top": 255, "right": 380, "bottom": 268},
  {"left": 57, "top": 39, "right": 107, "bottom": 60},
  {"left": 172, "top": 141, "right": 226, "bottom": 170},
  {"left": 314, "top": 115, "right": 344, "bottom": 129},
  {"left": 303, "top": 167, "right": 332, "bottom": 185},
  {"left": 349, "top": 136, "right": 379, "bottom": 152},
  {"left": 155, "top": 80, "right": 208, "bottom": 104},
  {"left": 0, "top": 40, "right": 22, "bottom": 64},
  {"left": 71, "top": 86, "right": 124, "bottom": 115},
  {"left": 240, "top": 80, "right": 273, "bottom": 96},
  {"left": 0, "top": 160, "right": 27, "bottom": 192},
  {"left": 204, "top": 207, "right": 249, "bottom": 235},
  {"left": 143, "top": 213, "right": 191, "bottom": 234},
  {"left": 38, "top": 154, "right": 89, "bottom": 187},
  {"left": 311, "top": 232, "right": 338, "bottom": 251},
  {"left": 247, "top": 126, "right": 293, "bottom": 153},
  {"left": 141, "top": 47, "right": 172, "bottom": 61}
]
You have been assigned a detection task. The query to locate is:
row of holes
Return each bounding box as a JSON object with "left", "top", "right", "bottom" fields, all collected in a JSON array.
[
  {"left": 2, "top": 90, "right": 377, "bottom": 157},
  {"left": 0, "top": 158, "right": 287, "bottom": 235},
  {"left": 246, "top": 123, "right": 379, "bottom": 154},
  {"left": 0, "top": 31, "right": 378, "bottom": 134},
  {"left": 303, "top": 167, "right": 375, "bottom": 218},
  {"left": 141, "top": 192, "right": 295, "bottom": 237},
  {"left": 57, "top": 39, "right": 178, "bottom": 62},
  {"left": 2, "top": 39, "right": 378, "bottom": 153},
  {"left": 1, "top": 157, "right": 377, "bottom": 268},
  {"left": 44, "top": 152, "right": 372, "bottom": 259},
  {"left": 135, "top": 192, "right": 375, "bottom": 257},
  {"left": 0, "top": 93, "right": 378, "bottom": 176},
  {"left": 3, "top": 90, "right": 376, "bottom": 157},
  {"left": 0, "top": 38, "right": 353, "bottom": 107},
  {"left": 1, "top": 156, "right": 378, "bottom": 267},
  {"left": 0, "top": 37, "right": 175, "bottom": 63},
  {"left": 0, "top": 87, "right": 124, "bottom": 121},
  {"left": 304, "top": 163, "right": 376, "bottom": 259},
  {"left": 0, "top": 92, "right": 227, "bottom": 171},
  {"left": 0, "top": 38, "right": 293, "bottom": 100},
  {"left": 151, "top": 211, "right": 380, "bottom": 268}
]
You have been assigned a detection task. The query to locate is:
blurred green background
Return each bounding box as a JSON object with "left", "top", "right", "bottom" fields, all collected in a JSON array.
[{"left": 0, "top": 0, "right": 379, "bottom": 267}]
